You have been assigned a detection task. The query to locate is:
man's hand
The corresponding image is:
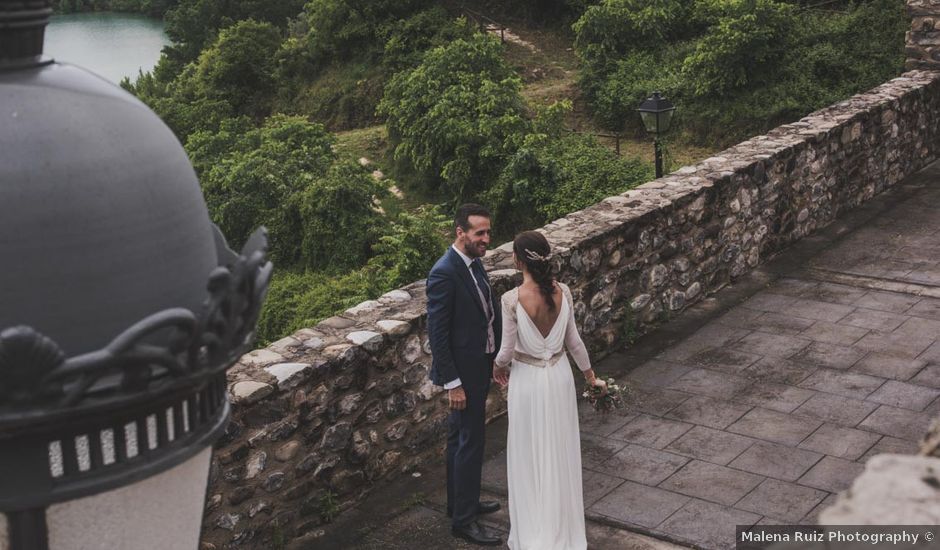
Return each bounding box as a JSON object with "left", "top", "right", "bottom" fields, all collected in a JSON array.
[
  {"left": 493, "top": 366, "right": 510, "bottom": 387},
  {"left": 448, "top": 386, "right": 467, "bottom": 410}
]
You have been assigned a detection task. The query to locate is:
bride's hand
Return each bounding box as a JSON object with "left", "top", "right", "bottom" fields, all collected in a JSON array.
[
  {"left": 493, "top": 366, "right": 510, "bottom": 387},
  {"left": 592, "top": 378, "right": 608, "bottom": 397}
]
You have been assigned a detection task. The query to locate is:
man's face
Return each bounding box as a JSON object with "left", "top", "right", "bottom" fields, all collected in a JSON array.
[{"left": 456, "top": 215, "right": 491, "bottom": 259}]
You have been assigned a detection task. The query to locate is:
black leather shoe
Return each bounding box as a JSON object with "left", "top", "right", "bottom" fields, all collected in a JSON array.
[
  {"left": 477, "top": 500, "right": 500, "bottom": 515},
  {"left": 447, "top": 500, "right": 501, "bottom": 518},
  {"left": 451, "top": 521, "right": 502, "bottom": 546}
]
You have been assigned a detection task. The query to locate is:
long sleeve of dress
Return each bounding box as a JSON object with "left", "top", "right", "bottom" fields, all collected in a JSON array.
[
  {"left": 494, "top": 289, "right": 518, "bottom": 369},
  {"left": 561, "top": 284, "right": 592, "bottom": 372}
]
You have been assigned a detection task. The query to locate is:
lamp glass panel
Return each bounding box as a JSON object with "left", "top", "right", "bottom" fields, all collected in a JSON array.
[
  {"left": 640, "top": 111, "right": 659, "bottom": 133},
  {"left": 659, "top": 109, "right": 675, "bottom": 133},
  {"left": 0, "top": 512, "right": 8, "bottom": 550},
  {"left": 46, "top": 448, "right": 211, "bottom": 550}
]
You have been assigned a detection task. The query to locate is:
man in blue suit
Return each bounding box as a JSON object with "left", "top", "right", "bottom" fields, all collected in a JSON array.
[{"left": 427, "top": 203, "right": 503, "bottom": 546}]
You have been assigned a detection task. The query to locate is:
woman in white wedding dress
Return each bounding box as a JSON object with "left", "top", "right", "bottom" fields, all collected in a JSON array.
[{"left": 493, "top": 231, "right": 605, "bottom": 550}]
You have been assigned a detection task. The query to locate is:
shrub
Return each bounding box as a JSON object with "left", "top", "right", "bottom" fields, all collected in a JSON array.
[{"left": 379, "top": 33, "right": 529, "bottom": 202}]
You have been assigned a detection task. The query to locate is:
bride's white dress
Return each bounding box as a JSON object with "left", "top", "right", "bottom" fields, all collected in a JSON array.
[{"left": 495, "top": 283, "right": 590, "bottom": 550}]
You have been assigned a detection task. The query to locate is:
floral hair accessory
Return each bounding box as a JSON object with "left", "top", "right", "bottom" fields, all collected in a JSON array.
[{"left": 524, "top": 248, "right": 551, "bottom": 262}]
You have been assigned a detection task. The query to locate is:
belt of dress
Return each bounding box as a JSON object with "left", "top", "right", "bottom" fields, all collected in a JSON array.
[{"left": 513, "top": 349, "right": 566, "bottom": 368}]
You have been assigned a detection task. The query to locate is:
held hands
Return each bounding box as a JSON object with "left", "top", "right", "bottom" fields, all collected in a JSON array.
[
  {"left": 448, "top": 386, "right": 467, "bottom": 410},
  {"left": 493, "top": 366, "right": 510, "bottom": 387}
]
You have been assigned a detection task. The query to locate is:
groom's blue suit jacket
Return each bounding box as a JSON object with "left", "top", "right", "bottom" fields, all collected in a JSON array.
[{"left": 426, "top": 247, "right": 502, "bottom": 390}]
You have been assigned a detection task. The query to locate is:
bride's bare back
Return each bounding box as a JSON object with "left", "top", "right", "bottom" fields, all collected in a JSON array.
[{"left": 517, "top": 281, "right": 564, "bottom": 338}]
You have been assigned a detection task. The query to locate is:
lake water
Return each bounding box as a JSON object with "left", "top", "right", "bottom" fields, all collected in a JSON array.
[{"left": 45, "top": 12, "right": 169, "bottom": 85}]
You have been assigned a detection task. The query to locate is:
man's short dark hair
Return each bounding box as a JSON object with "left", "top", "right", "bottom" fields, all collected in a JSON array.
[{"left": 454, "top": 203, "right": 491, "bottom": 232}]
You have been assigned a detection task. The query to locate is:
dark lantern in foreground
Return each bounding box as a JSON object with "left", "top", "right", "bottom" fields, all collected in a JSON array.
[{"left": 0, "top": 1, "right": 272, "bottom": 548}]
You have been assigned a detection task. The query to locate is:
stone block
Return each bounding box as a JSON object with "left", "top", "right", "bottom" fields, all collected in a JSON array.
[
  {"left": 589, "top": 480, "right": 689, "bottom": 529},
  {"left": 666, "top": 395, "right": 753, "bottom": 429},
  {"left": 799, "top": 455, "right": 865, "bottom": 493},
  {"left": 658, "top": 499, "right": 760, "bottom": 550},
  {"left": 736, "top": 479, "right": 827, "bottom": 522},
  {"left": 799, "top": 423, "right": 881, "bottom": 460},
  {"left": 601, "top": 444, "right": 689, "bottom": 485},
  {"left": 264, "top": 362, "right": 310, "bottom": 389},
  {"left": 729, "top": 441, "right": 822, "bottom": 481},
  {"left": 727, "top": 407, "right": 821, "bottom": 445},
  {"left": 231, "top": 381, "right": 274, "bottom": 404},
  {"left": 659, "top": 460, "right": 763, "bottom": 506},
  {"left": 665, "top": 425, "right": 756, "bottom": 466}
]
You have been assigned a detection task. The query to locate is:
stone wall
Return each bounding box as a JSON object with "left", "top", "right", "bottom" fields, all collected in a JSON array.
[{"left": 908, "top": 0, "right": 940, "bottom": 70}]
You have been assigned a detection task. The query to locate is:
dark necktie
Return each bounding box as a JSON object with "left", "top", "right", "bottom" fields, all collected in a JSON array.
[{"left": 470, "top": 259, "right": 491, "bottom": 306}]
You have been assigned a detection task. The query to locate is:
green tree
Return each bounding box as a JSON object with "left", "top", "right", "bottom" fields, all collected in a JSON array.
[
  {"left": 302, "top": 0, "right": 435, "bottom": 66},
  {"left": 379, "top": 33, "right": 529, "bottom": 202},
  {"left": 193, "top": 19, "right": 283, "bottom": 117},
  {"left": 297, "top": 162, "right": 389, "bottom": 272},
  {"left": 187, "top": 114, "right": 385, "bottom": 270},
  {"left": 163, "top": 0, "right": 304, "bottom": 68},
  {"left": 681, "top": 0, "right": 795, "bottom": 97},
  {"left": 366, "top": 206, "right": 450, "bottom": 288}
]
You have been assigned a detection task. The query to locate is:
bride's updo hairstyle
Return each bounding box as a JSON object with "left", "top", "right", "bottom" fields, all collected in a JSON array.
[{"left": 513, "top": 230, "right": 556, "bottom": 312}]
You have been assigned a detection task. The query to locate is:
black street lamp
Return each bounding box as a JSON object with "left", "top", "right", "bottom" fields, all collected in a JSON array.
[
  {"left": 637, "top": 92, "right": 676, "bottom": 178},
  {"left": 0, "top": 2, "right": 272, "bottom": 549}
]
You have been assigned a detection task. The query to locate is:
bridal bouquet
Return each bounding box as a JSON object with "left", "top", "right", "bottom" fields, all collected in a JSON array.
[{"left": 582, "top": 377, "right": 626, "bottom": 414}]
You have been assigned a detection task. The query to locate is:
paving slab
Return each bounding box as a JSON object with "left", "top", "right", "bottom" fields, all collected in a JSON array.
[
  {"left": 859, "top": 435, "right": 920, "bottom": 462},
  {"left": 581, "top": 432, "right": 629, "bottom": 469},
  {"left": 658, "top": 460, "right": 764, "bottom": 506},
  {"left": 744, "top": 356, "right": 818, "bottom": 385},
  {"left": 736, "top": 382, "right": 815, "bottom": 413},
  {"left": 669, "top": 368, "right": 752, "bottom": 399},
  {"left": 627, "top": 359, "right": 696, "bottom": 389},
  {"left": 790, "top": 341, "right": 866, "bottom": 370},
  {"left": 582, "top": 469, "right": 626, "bottom": 507},
  {"left": 865, "top": 379, "right": 940, "bottom": 411},
  {"left": 917, "top": 340, "right": 940, "bottom": 364},
  {"left": 601, "top": 444, "right": 690, "bottom": 485},
  {"left": 910, "top": 364, "right": 940, "bottom": 388},
  {"left": 798, "top": 455, "right": 865, "bottom": 493},
  {"left": 853, "top": 290, "right": 921, "bottom": 314},
  {"left": 726, "top": 407, "right": 822, "bottom": 446},
  {"left": 907, "top": 297, "right": 940, "bottom": 320},
  {"left": 852, "top": 352, "right": 926, "bottom": 380},
  {"left": 588, "top": 480, "right": 689, "bottom": 529},
  {"left": 799, "top": 321, "right": 869, "bottom": 346},
  {"left": 777, "top": 298, "right": 855, "bottom": 323},
  {"left": 579, "top": 402, "right": 639, "bottom": 437},
  {"left": 664, "top": 426, "right": 756, "bottom": 466},
  {"left": 797, "top": 369, "right": 886, "bottom": 399},
  {"left": 797, "top": 423, "right": 881, "bottom": 460},
  {"left": 732, "top": 331, "right": 813, "bottom": 358},
  {"left": 630, "top": 387, "right": 693, "bottom": 416},
  {"left": 666, "top": 395, "right": 753, "bottom": 429},
  {"left": 838, "top": 308, "right": 909, "bottom": 332},
  {"left": 687, "top": 347, "right": 762, "bottom": 374},
  {"left": 791, "top": 392, "right": 879, "bottom": 427},
  {"left": 728, "top": 441, "right": 823, "bottom": 481},
  {"left": 858, "top": 404, "right": 934, "bottom": 441},
  {"left": 657, "top": 499, "right": 760, "bottom": 550},
  {"left": 610, "top": 415, "right": 694, "bottom": 449},
  {"left": 853, "top": 330, "right": 935, "bottom": 359},
  {"left": 736, "top": 478, "right": 829, "bottom": 522}
]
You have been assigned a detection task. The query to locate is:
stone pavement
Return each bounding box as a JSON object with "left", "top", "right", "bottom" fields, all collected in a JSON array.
[{"left": 309, "top": 161, "right": 940, "bottom": 550}]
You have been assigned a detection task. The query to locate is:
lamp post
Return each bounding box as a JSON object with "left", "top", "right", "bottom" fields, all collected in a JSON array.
[
  {"left": 637, "top": 92, "right": 676, "bottom": 179},
  {"left": 0, "top": 2, "right": 272, "bottom": 549}
]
